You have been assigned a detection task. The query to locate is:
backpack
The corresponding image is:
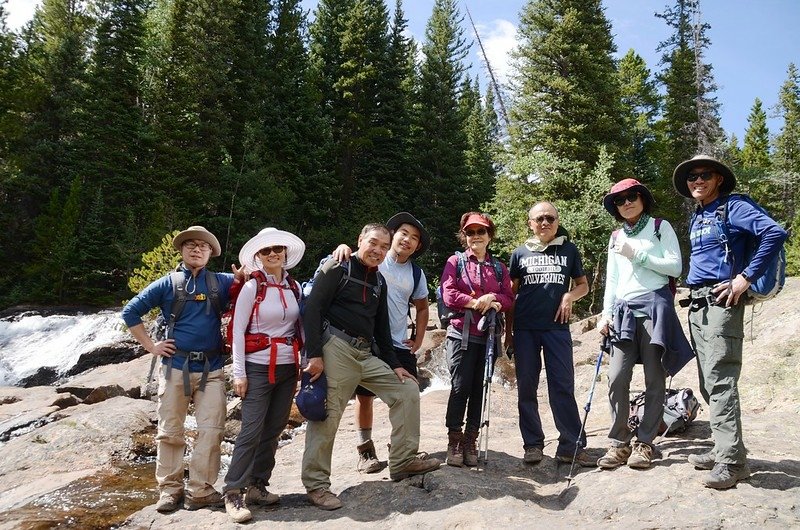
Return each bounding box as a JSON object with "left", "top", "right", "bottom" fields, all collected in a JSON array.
[
  {"left": 628, "top": 388, "right": 701, "bottom": 436},
  {"left": 301, "top": 256, "right": 383, "bottom": 306},
  {"left": 611, "top": 218, "right": 677, "bottom": 296},
  {"left": 708, "top": 194, "right": 787, "bottom": 304},
  {"left": 406, "top": 262, "right": 424, "bottom": 340},
  {"left": 221, "top": 270, "right": 302, "bottom": 354},
  {"left": 155, "top": 269, "right": 223, "bottom": 341},
  {"left": 436, "top": 251, "right": 504, "bottom": 329}
]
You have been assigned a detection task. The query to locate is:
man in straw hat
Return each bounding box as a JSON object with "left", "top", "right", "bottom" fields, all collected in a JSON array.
[
  {"left": 673, "top": 155, "right": 787, "bottom": 489},
  {"left": 301, "top": 223, "right": 441, "bottom": 511},
  {"left": 123, "top": 226, "right": 242, "bottom": 512}
]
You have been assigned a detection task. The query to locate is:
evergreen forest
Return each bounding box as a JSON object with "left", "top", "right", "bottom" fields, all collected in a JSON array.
[{"left": 0, "top": 0, "right": 797, "bottom": 313}]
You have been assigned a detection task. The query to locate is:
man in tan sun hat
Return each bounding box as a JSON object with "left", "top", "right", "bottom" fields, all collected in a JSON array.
[{"left": 123, "top": 225, "right": 242, "bottom": 513}]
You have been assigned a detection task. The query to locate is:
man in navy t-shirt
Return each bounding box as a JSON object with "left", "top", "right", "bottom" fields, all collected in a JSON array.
[{"left": 506, "top": 202, "right": 593, "bottom": 467}]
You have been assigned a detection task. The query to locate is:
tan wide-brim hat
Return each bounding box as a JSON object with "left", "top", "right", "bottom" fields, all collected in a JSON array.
[
  {"left": 239, "top": 227, "right": 305, "bottom": 271},
  {"left": 173, "top": 226, "right": 222, "bottom": 257},
  {"left": 673, "top": 154, "right": 736, "bottom": 198}
]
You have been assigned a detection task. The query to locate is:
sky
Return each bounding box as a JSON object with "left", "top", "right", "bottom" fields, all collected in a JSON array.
[{"left": 5, "top": 0, "right": 799, "bottom": 142}]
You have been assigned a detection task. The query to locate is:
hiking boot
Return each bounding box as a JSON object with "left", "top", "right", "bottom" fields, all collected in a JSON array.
[
  {"left": 523, "top": 446, "right": 544, "bottom": 464},
  {"left": 557, "top": 449, "right": 597, "bottom": 468},
  {"left": 224, "top": 490, "right": 252, "bottom": 523},
  {"left": 597, "top": 445, "right": 632, "bottom": 469},
  {"left": 446, "top": 430, "right": 464, "bottom": 467},
  {"left": 390, "top": 455, "right": 443, "bottom": 481},
  {"left": 628, "top": 442, "right": 654, "bottom": 469},
  {"left": 307, "top": 488, "right": 342, "bottom": 511},
  {"left": 184, "top": 490, "right": 224, "bottom": 511},
  {"left": 356, "top": 440, "right": 382, "bottom": 474},
  {"left": 246, "top": 482, "right": 279, "bottom": 506},
  {"left": 688, "top": 450, "right": 716, "bottom": 470},
  {"left": 702, "top": 462, "right": 751, "bottom": 489},
  {"left": 155, "top": 491, "right": 183, "bottom": 513},
  {"left": 462, "top": 428, "right": 479, "bottom": 467}
]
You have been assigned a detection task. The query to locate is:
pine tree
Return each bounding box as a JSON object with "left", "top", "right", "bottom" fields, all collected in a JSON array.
[
  {"left": 773, "top": 63, "right": 800, "bottom": 223},
  {"left": 509, "top": 0, "right": 627, "bottom": 179},
  {"left": 741, "top": 98, "right": 770, "bottom": 171},
  {"left": 462, "top": 77, "right": 498, "bottom": 211},
  {"left": 413, "top": 0, "right": 472, "bottom": 269},
  {"left": 656, "top": 0, "right": 723, "bottom": 166},
  {"left": 618, "top": 49, "right": 661, "bottom": 183}
]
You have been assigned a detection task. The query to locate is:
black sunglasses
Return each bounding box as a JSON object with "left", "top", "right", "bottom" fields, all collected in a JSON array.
[
  {"left": 258, "top": 245, "right": 286, "bottom": 255},
  {"left": 687, "top": 170, "right": 715, "bottom": 182},
  {"left": 463, "top": 227, "right": 488, "bottom": 237},
  {"left": 613, "top": 192, "right": 639, "bottom": 207},
  {"left": 531, "top": 215, "right": 557, "bottom": 224}
]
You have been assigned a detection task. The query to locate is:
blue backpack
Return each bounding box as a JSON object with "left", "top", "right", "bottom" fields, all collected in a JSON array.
[
  {"left": 708, "top": 194, "right": 786, "bottom": 304},
  {"left": 436, "top": 251, "right": 504, "bottom": 329}
]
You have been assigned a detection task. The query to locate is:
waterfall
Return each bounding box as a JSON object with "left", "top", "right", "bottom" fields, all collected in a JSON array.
[{"left": 0, "top": 310, "right": 129, "bottom": 386}]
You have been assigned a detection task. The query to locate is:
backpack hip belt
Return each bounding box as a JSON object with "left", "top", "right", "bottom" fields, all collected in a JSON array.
[
  {"left": 167, "top": 349, "right": 221, "bottom": 397},
  {"left": 243, "top": 334, "right": 301, "bottom": 384}
]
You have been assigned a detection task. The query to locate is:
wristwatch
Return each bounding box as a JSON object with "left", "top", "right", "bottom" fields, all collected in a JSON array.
[{"left": 740, "top": 271, "right": 752, "bottom": 282}]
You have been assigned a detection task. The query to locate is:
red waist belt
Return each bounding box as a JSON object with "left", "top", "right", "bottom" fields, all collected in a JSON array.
[{"left": 244, "top": 334, "right": 300, "bottom": 384}]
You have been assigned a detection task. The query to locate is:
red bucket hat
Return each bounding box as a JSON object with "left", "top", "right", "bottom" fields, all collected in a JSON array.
[{"left": 602, "top": 178, "right": 655, "bottom": 216}]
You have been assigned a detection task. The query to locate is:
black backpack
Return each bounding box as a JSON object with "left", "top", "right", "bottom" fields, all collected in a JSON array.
[{"left": 628, "top": 388, "right": 701, "bottom": 436}]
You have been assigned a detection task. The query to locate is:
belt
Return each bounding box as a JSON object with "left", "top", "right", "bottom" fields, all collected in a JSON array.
[
  {"left": 679, "top": 293, "right": 718, "bottom": 311},
  {"left": 174, "top": 349, "right": 219, "bottom": 362},
  {"left": 325, "top": 324, "right": 373, "bottom": 351},
  {"left": 687, "top": 281, "right": 723, "bottom": 289},
  {"left": 169, "top": 349, "right": 221, "bottom": 396}
]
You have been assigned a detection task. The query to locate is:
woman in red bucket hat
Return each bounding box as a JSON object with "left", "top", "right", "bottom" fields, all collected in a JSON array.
[{"left": 596, "top": 179, "right": 694, "bottom": 471}]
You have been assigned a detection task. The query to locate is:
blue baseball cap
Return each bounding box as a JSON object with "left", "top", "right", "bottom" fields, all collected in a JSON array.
[{"left": 296, "top": 371, "right": 328, "bottom": 421}]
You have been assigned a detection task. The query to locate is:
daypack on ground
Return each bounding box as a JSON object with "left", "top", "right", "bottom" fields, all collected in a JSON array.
[
  {"left": 707, "top": 193, "right": 787, "bottom": 304},
  {"left": 436, "top": 251, "right": 504, "bottom": 329},
  {"left": 628, "top": 388, "right": 701, "bottom": 436},
  {"left": 221, "top": 270, "right": 302, "bottom": 354}
]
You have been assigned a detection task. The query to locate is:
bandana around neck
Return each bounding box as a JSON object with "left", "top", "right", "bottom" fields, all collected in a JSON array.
[
  {"left": 525, "top": 235, "right": 566, "bottom": 252},
  {"left": 623, "top": 213, "right": 650, "bottom": 237}
]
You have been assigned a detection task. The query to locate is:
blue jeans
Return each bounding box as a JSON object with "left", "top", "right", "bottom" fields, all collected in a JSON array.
[{"left": 514, "top": 328, "right": 583, "bottom": 455}]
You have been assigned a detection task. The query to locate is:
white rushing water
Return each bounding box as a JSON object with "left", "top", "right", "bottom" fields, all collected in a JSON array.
[{"left": 0, "top": 310, "right": 128, "bottom": 386}]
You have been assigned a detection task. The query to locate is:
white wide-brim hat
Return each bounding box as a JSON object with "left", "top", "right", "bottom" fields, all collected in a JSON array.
[{"left": 239, "top": 227, "right": 305, "bottom": 271}]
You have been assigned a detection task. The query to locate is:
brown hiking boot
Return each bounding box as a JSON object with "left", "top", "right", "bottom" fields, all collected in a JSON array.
[
  {"left": 390, "top": 455, "right": 442, "bottom": 481},
  {"left": 184, "top": 490, "right": 224, "bottom": 511},
  {"left": 155, "top": 491, "right": 183, "bottom": 513},
  {"left": 688, "top": 450, "right": 716, "bottom": 470},
  {"left": 446, "top": 430, "right": 464, "bottom": 467},
  {"left": 224, "top": 490, "right": 252, "bottom": 523},
  {"left": 523, "top": 446, "right": 544, "bottom": 464},
  {"left": 246, "top": 482, "right": 279, "bottom": 506},
  {"left": 462, "top": 428, "right": 479, "bottom": 467},
  {"left": 597, "top": 445, "right": 632, "bottom": 469},
  {"left": 628, "top": 442, "right": 654, "bottom": 469},
  {"left": 557, "top": 449, "right": 597, "bottom": 468},
  {"left": 356, "top": 440, "right": 382, "bottom": 473},
  {"left": 307, "top": 488, "right": 342, "bottom": 511}
]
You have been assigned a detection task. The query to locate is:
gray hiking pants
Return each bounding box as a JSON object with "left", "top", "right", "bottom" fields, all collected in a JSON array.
[{"left": 687, "top": 285, "right": 747, "bottom": 465}]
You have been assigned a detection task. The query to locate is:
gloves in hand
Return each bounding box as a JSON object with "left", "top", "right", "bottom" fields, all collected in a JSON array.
[{"left": 613, "top": 240, "right": 635, "bottom": 260}]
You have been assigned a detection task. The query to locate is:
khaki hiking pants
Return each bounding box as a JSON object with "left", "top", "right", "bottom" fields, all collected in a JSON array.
[
  {"left": 301, "top": 334, "right": 420, "bottom": 492},
  {"left": 156, "top": 365, "right": 226, "bottom": 498}
]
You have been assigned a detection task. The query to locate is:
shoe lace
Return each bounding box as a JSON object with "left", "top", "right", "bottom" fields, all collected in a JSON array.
[{"left": 228, "top": 493, "right": 245, "bottom": 509}]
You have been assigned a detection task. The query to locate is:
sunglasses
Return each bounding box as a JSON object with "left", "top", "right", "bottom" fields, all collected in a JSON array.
[
  {"left": 687, "top": 170, "right": 715, "bottom": 182},
  {"left": 463, "top": 227, "right": 488, "bottom": 237},
  {"left": 258, "top": 245, "right": 286, "bottom": 256},
  {"left": 613, "top": 192, "right": 639, "bottom": 207},
  {"left": 531, "top": 215, "right": 557, "bottom": 224}
]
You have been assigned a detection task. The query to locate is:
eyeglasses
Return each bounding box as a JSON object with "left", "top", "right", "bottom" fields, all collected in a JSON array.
[
  {"left": 613, "top": 192, "right": 639, "bottom": 207},
  {"left": 258, "top": 245, "right": 286, "bottom": 256},
  {"left": 687, "top": 170, "right": 715, "bottom": 182},
  {"left": 183, "top": 241, "right": 212, "bottom": 251},
  {"left": 530, "top": 215, "right": 557, "bottom": 224},
  {"left": 463, "top": 227, "right": 488, "bottom": 237}
]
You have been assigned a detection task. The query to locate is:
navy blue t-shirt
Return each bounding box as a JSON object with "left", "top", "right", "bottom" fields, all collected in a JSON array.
[{"left": 510, "top": 241, "right": 584, "bottom": 330}]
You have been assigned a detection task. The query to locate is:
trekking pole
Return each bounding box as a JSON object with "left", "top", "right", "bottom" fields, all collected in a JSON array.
[
  {"left": 477, "top": 308, "right": 498, "bottom": 466},
  {"left": 565, "top": 334, "right": 610, "bottom": 488}
]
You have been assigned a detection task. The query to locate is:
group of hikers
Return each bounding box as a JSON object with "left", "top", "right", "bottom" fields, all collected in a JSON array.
[{"left": 122, "top": 154, "right": 787, "bottom": 522}]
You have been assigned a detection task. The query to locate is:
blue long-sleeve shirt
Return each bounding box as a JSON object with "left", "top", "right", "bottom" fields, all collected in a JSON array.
[
  {"left": 687, "top": 195, "right": 788, "bottom": 286},
  {"left": 122, "top": 265, "right": 234, "bottom": 372}
]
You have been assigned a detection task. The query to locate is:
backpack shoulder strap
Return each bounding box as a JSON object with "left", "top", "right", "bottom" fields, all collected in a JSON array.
[
  {"left": 250, "top": 270, "right": 269, "bottom": 301},
  {"left": 654, "top": 218, "right": 663, "bottom": 240},
  {"left": 489, "top": 255, "right": 504, "bottom": 283},
  {"left": 411, "top": 262, "right": 422, "bottom": 298},
  {"left": 166, "top": 271, "right": 187, "bottom": 338},
  {"left": 205, "top": 270, "right": 222, "bottom": 316}
]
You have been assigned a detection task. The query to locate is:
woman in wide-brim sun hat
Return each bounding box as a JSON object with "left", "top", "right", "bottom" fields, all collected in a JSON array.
[
  {"left": 222, "top": 227, "right": 305, "bottom": 523},
  {"left": 596, "top": 178, "right": 693, "bottom": 472}
]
